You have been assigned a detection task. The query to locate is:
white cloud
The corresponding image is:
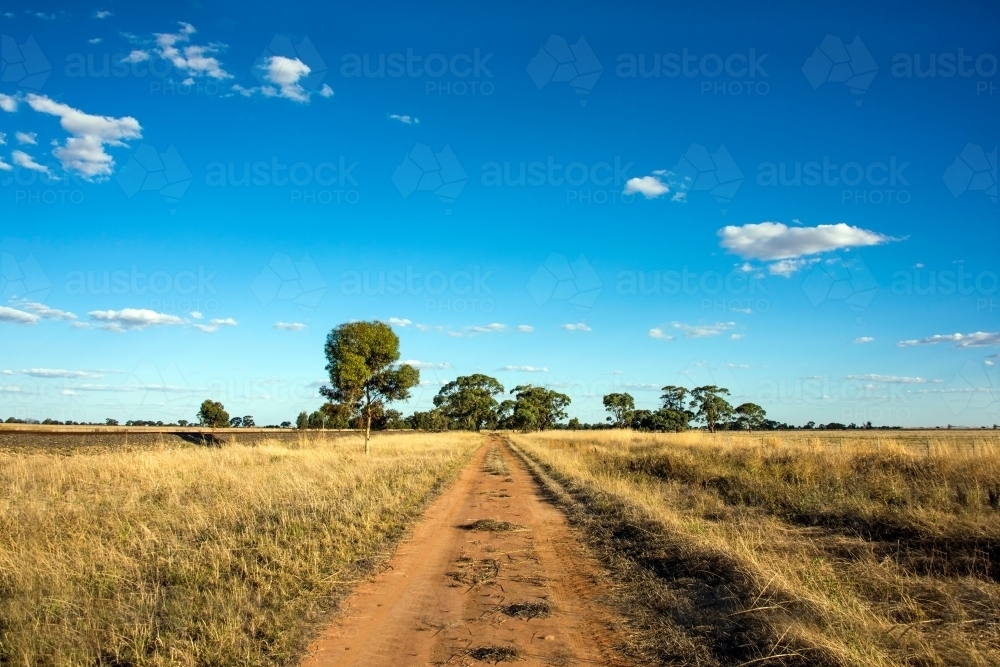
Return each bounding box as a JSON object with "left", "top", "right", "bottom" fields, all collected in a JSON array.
[
  {"left": 274, "top": 322, "right": 306, "bottom": 331},
  {"left": 623, "top": 175, "right": 670, "bottom": 199},
  {"left": 192, "top": 317, "right": 237, "bottom": 333},
  {"left": 94, "top": 10, "right": 112, "bottom": 19},
  {"left": 648, "top": 327, "right": 674, "bottom": 340},
  {"left": 387, "top": 317, "right": 412, "bottom": 327},
  {"left": 416, "top": 323, "right": 447, "bottom": 332},
  {"left": 0, "top": 306, "right": 39, "bottom": 324},
  {"left": 719, "top": 222, "right": 893, "bottom": 263},
  {"left": 190, "top": 311, "right": 203, "bottom": 319},
  {"left": 121, "top": 50, "right": 150, "bottom": 64},
  {"left": 671, "top": 191, "right": 687, "bottom": 202},
  {"left": 25, "top": 94, "right": 142, "bottom": 180},
  {"left": 88, "top": 308, "right": 186, "bottom": 331},
  {"left": 768, "top": 257, "right": 820, "bottom": 277},
  {"left": 402, "top": 360, "right": 452, "bottom": 370},
  {"left": 13, "top": 300, "right": 77, "bottom": 321},
  {"left": 0, "top": 386, "right": 21, "bottom": 393},
  {"left": 12, "top": 150, "right": 53, "bottom": 176},
  {"left": 671, "top": 321, "right": 736, "bottom": 338},
  {"left": 499, "top": 365, "right": 548, "bottom": 373},
  {"left": 516, "top": 325, "right": 534, "bottom": 333},
  {"left": 22, "top": 368, "right": 101, "bottom": 379},
  {"left": 0, "top": 132, "right": 5, "bottom": 144},
  {"left": 898, "top": 332, "right": 1000, "bottom": 348},
  {"left": 854, "top": 336, "right": 875, "bottom": 344},
  {"left": 61, "top": 389, "right": 78, "bottom": 396},
  {"left": 846, "top": 374, "right": 941, "bottom": 384},
  {"left": 240, "top": 57, "right": 332, "bottom": 102},
  {"left": 468, "top": 323, "right": 507, "bottom": 334},
  {"left": 0, "top": 94, "right": 18, "bottom": 113},
  {"left": 154, "top": 22, "right": 231, "bottom": 80},
  {"left": 89, "top": 38, "right": 102, "bottom": 44},
  {"left": 730, "top": 333, "right": 744, "bottom": 340},
  {"left": 262, "top": 56, "right": 311, "bottom": 102},
  {"left": 389, "top": 114, "right": 419, "bottom": 124},
  {"left": 560, "top": 322, "right": 592, "bottom": 332},
  {"left": 726, "top": 363, "right": 750, "bottom": 369},
  {"left": 0, "top": 157, "right": 13, "bottom": 171},
  {"left": 15, "top": 131, "right": 36, "bottom": 145}
]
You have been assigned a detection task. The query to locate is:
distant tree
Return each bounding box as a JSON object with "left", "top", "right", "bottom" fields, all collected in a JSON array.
[
  {"left": 105, "top": 418, "right": 119, "bottom": 426},
  {"left": 280, "top": 421, "right": 292, "bottom": 429},
  {"left": 733, "top": 403, "right": 766, "bottom": 432},
  {"left": 659, "top": 385, "right": 693, "bottom": 430},
  {"left": 319, "top": 401, "right": 353, "bottom": 429},
  {"left": 567, "top": 417, "right": 581, "bottom": 430},
  {"left": 602, "top": 392, "right": 635, "bottom": 428},
  {"left": 433, "top": 374, "right": 505, "bottom": 431},
  {"left": 198, "top": 400, "right": 230, "bottom": 428},
  {"left": 689, "top": 386, "right": 732, "bottom": 433},
  {"left": 296, "top": 411, "right": 309, "bottom": 430},
  {"left": 229, "top": 416, "right": 243, "bottom": 428},
  {"left": 503, "top": 385, "right": 571, "bottom": 432},
  {"left": 320, "top": 321, "right": 420, "bottom": 453},
  {"left": 178, "top": 419, "right": 189, "bottom": 427},
  {"left": 242, "top": 415, "right": 255, "bottom": 428},
  {"left": 406, "top": 409, "right": 450, "bottom": 431}
]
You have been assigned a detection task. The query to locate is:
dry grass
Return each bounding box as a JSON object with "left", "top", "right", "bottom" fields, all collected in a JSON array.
[
  {"left": 0, "top": 432, "right": 480, "bottom": 666},
  {"left": 511, "top": 430, "right": 1000, "bottom": 667}
]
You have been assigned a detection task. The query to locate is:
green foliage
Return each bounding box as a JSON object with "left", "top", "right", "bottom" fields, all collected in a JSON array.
[
  {"left": 602, "top": 392, "right": 635, "bottom": 427},
  {"left": 433, "top": 374, "right": 505, "bottom": 431},
  {"left": 320, "top": 321, "right": 420, "bottom": 450},
  {"left": 406, "top": 409, "right": 451, "bottom": 431},
  {"left": 197, "top": 400, "right": 230, "bottom": 428},
  {"left": 733, "top": 403, "right": 767, "bottom": 432},
  {"left": 296, "top": 411, "right": 308, "bottom": 430},
  {"left": 689, "top": 386, "right": 733, "bottom": 433},
  {"left": 501, "top": 385, "right": 571, "bottom": 432}
]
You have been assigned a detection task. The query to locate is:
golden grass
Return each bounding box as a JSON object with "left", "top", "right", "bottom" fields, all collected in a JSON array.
[
  {"left": 511, "top": 430, "right": 1000, "bottom": 667},
  {"left": 0, "top": 432, "right": 480, "bottom": 666}
]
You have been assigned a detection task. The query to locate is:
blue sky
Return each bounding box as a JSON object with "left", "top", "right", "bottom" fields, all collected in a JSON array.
[{"left": 1, "top": 0, "right": 997, "bottom": 426}]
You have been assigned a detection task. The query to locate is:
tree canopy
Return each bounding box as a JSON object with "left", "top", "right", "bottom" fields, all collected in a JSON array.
[
  {"left": 319, "top": 320, "right": 419, "bottom": 452},
  {"left": 433, "top": 374, "right": 505, "bottom": 431}
]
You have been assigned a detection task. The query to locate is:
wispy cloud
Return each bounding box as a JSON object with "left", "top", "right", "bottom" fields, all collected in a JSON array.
[
  {"left": 88, "top": 308, "right": 186, "bottom": 332},
  {"left": 648, "top": 327, "right": 674, "bottom": 340},
  {"left": 499, "top": 365, "right": 549, "bottom": 373},
  {"left": 516, "top": 324, "right": 534, "bottom": 333},
  {"left": 389, "top": 114, "right": 419, "bottom": 124},
  {"left": 854, "top": 336, "right": 875, "bottom": 344},
  {"left": 846, "top": 374, "right": 942, "bottom": 384},
  {"left": 719, "top": 222, "right": 896, "bottom": 276},
  {"left": 15, "top": 131, "right": 37, "bottom": 145},
  {"left": 560, "top": 322, "right": 591, "bottom": 332},
  {"left": 387, "top": 317, "right": 412, "bottom": 327},
  {"left": 402, "top": 359, "right": 451, "bottom": 370},
  {"left": 898, "top": 332, "right": 1000, "bottom": 348},
  {"left": 670, "top": 321, "right": 736, "bottom": 338},
  {"left": 0, "top": 306, "right": 39, "bottom": 325},
  {"left": 274, "top": 322, "right": 306, "bottom": 332}
]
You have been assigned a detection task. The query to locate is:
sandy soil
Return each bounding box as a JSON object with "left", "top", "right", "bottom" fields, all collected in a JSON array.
[{"left": 301, "top": 436, "right": 631, "bottom": 666}]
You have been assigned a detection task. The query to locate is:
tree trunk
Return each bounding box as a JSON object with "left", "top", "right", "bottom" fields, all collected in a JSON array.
[{"left": 365, "top": 408, "right": 372, "bottom": 455}]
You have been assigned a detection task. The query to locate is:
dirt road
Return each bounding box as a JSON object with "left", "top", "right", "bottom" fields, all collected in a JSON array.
[{"left": 301, "top": 436, "right": 630, "bottom": 666}]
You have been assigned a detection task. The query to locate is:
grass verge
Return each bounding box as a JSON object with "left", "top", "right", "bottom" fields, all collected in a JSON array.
[
  {"left": 0, "top": 432, "right": 480, "bottom": 666},
  {"left": 510, "top": 431, "right": 1000, "bottom": 667}
]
